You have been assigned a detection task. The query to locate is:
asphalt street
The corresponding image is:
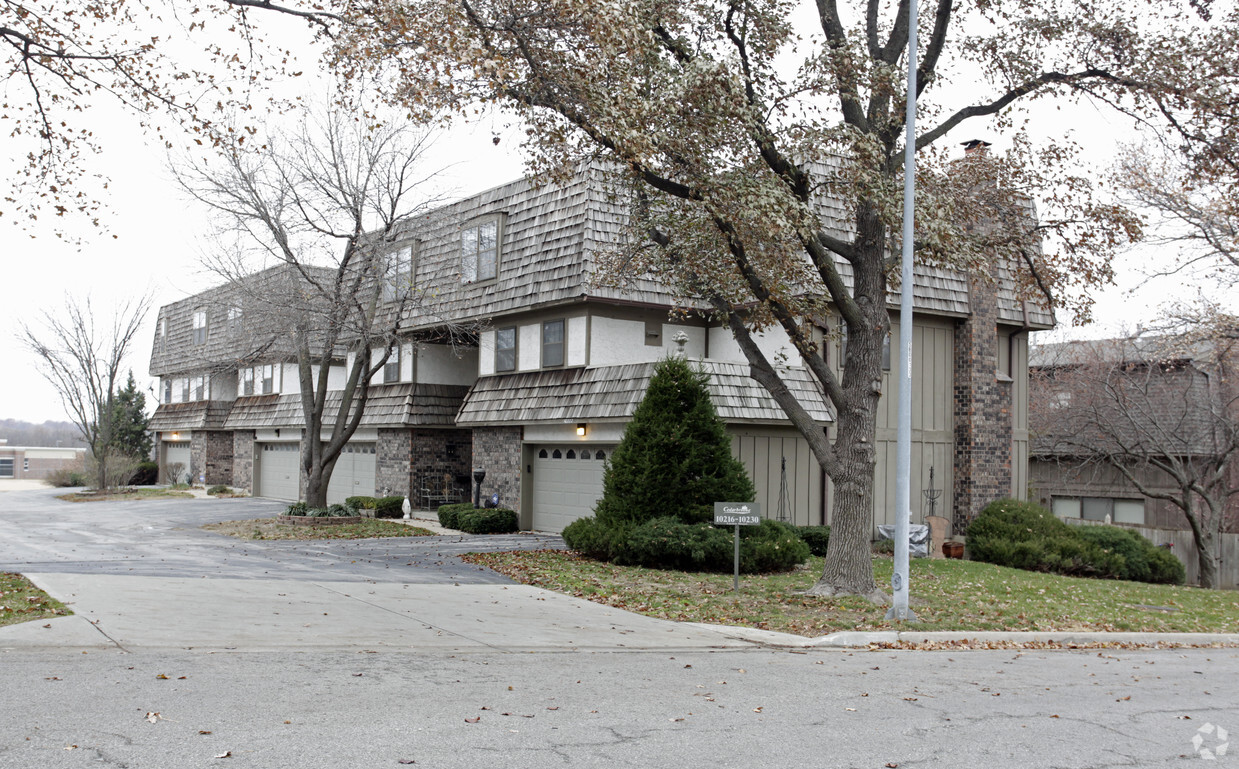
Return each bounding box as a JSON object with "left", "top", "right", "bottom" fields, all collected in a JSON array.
[{"left": 1, "top": 486, "right": 1237, "bottom": 768}]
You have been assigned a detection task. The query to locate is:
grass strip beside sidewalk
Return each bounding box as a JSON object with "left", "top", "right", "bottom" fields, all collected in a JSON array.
[
  {"left": 1, "top": 573, "right": 72, "bottom": 628},
  {"left": 461, "top": 550, "right": 1239, "bottom": 637}
]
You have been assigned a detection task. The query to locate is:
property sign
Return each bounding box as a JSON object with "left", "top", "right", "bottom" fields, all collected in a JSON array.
[{"left": 714, "top": 502, "right": 762, "bottom": 526}]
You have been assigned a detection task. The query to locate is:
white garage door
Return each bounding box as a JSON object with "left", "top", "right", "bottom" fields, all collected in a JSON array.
[
  {"left": 326, "top": 443, "right": 376, "bottom": 504},
  {"left": 164, "top": 441, "right": 191, "bottom": 484},
  {"left": 258, "top": 443, "right": 300, "bottom": 502},
  {"left": 530, "top": 445, "right": 614, "bottom": 533}
]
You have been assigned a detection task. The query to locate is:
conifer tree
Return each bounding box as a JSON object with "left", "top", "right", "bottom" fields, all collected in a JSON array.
[
  {"left": 110, "top": 371, "right": 152, "bottom": 460},
  {"left": 595, "top": 357, "right": 754, "bottom": 527}
]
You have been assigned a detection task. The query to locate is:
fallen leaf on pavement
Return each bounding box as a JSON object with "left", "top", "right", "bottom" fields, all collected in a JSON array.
[
  {"left": 145, "top": 712, "right": 162, "bottom": 723},
  {"left": 213, "top": 751, "right": 231, "bottom": 759},
  {"left": 465, "top": 717, "right": 481, "bottom": 724}
]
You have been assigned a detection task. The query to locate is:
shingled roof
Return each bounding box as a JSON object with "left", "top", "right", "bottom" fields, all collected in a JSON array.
[
  {"left": 222, "top": 384, "right": 469, "bottom": 430},
  {"left": 456, "top": 360, "right": 832, "bottom": 426}
]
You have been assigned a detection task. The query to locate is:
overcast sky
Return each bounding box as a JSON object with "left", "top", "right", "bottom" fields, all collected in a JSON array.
[{"left": 0, "top": 14, "right": 1227, "bottom": 428}]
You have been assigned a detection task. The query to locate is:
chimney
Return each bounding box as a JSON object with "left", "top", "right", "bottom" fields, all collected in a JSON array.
[{"left": 961, "top": 139, "right": 992, "bottom": 156}]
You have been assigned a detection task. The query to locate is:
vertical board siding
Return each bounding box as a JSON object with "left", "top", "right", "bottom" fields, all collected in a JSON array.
[
  {"left": 1064, "top": 518, "right": 1239, "bottom": 589},
  {"left": 730, "top": 431, "right": 823, "bottom": 527}
]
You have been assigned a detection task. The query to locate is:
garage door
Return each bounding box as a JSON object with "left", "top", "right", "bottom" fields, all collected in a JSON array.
[
  {"left": 530, "top": 445, "right": 614, "bottom": 533},
  {"left": 164, "top": 441, "right": 191, "bottom": 484},
  {"left": 326, "top": 443, "right": 376, "bottom": 504},
  {"left": 258, "top": 443, "right": 300, "bottom": 502}
]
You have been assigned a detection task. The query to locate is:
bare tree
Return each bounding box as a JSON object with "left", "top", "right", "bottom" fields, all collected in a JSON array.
[
  {"left": 178, "top": 109, "right": 449, "bottom": 507},
  {"left": 21, "top": 295, "right": 151, "bottom": 490},
  {"left": 1031, "top": 329, "right": 1239, "bottom": 588}
]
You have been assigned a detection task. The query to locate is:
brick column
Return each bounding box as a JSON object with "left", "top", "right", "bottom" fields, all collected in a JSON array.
[
  {"left": 376, "top": 428, "right": 413, "bottom": 499},
  {"left": 952, "top": 275, "right": 1013, "bottom": 532},
  {"left": 232, "top": 431, "right": 255, "bottom": 494},
  {"left": 471, "top": 426, "right": 522, "bottom": 511},
  {"left": 203, "top": 432, "right": 234, "bottom": 486}
]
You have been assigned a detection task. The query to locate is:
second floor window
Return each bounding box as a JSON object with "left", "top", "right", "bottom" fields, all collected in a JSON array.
[
  {"left": 193, "top": 376, "right": 205, "bottom": 401},
  {"left": 495, "top": 327, "right": 516, "bottom": 372},
  {"left": 461, "top": 219, "right": 499, "bottom": 283},
  {"left": 181, "top": 378, "right": 190, "bottom": 402},
  {"left": 542, "top": 319, "right": 565, "bottom": 368},
  {"left": 383, "top": 347, "right": 401, "bottom": 384},
  {"left": 192, "top": 310, "right": 207, "bottom": 345},
  {"left": 260, "top": 364, "right": 275, "bottom": 394},
  {"left": 241, "top": 368, "right": 254, "bottom": 396},
  {"left": 163, "top": 380, "right": 172, "bottom": 404}
]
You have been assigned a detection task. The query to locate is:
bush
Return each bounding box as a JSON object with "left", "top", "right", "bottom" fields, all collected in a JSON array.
[
  {"left": 373, "top": 495, "right": 405, "bottom": 519},
  {"left": 46, "top": 467, "right": 90, "bottom": 488},
  {"left": 1075, "top": 525, "right": 1185, "bottom": 584},
  {"left": 562, "top": 517, "right": 632, "bottom": 561},
  {"left": 437, "top": 502, "right": 474, "bottom": 530},
  {"left": 284, "top": 502, "right": 309, "bottom": 517},
  {"left": 207, "top": 485, "right": 231, "bottom": 496},
  {"left": 796, "top": 525, "right": 831, "bottom": 557},
  {"left": 456, "top": 508, "right": 519, "bottom": 534},
  {"left": 346, "top": 496, "right": 378, "bottom": 510},
  {"left": 601, "top": 517, "right": 808, "bottom": 573},
  {"left": 967, "top": 498, "right": 1183, "bottom": 584},
  {"left": 131, "top": 461, "right": 159, "bottom": 486},
  {"left": 327, "top": 503, "right": 357, "bottom": 518}
]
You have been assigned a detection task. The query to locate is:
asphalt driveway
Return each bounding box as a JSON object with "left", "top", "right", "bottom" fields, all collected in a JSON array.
[{"left": 0, "top": 487, "right": 766, "bottom": 653}]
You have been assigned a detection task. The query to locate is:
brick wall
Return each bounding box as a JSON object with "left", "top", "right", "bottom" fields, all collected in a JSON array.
[
  {"left": 952, "top": 275, "right": 1013, "bottom": 532},
  {"left": 376, "top": 428, "right": 412, "bottom": 498},
  {"left": 203, "top": 432, "right": 234, "bottom": 486},
  {"left": 232, "top": 431, "right": 255, "bottom": 493},
  {"left": 471, "top": 426, "right": 522, "bottom": 512},
  {"left": 412, "top": 428, "right": 473, "bottom": 502},
  {"left": 190, "top": 432, "right": 207, "bottom": 485}
]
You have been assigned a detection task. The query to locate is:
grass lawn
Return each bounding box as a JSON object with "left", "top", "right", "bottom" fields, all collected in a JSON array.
[
  {"left": 1, "top": 573, "right": 72, "bottom": 628},
  {"left": 460, "top": 550, "right": 1239, "bottom": 637},
  {"left": 57, "top": 488, "right": 195, "bottom": 502},
  {"left": 203, "top": 518, "right": 434, "bottom": 540}
]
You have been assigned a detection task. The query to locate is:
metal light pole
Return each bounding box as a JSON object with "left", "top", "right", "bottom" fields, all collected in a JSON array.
[{"left": 886, "top": 0, "right": 919, "bottom": 622}]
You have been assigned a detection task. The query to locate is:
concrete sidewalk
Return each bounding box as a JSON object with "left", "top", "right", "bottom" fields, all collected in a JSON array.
[{"left": 2, "top": 573, "right": 764, "bottom": 653}]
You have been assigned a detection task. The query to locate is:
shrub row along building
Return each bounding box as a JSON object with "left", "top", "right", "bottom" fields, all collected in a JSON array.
[{"left": 149, "top": 164, "right": 1049, "bottom": 535}]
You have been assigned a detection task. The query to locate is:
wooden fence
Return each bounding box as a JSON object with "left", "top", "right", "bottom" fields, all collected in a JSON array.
[{"left": 1063, "top": 518, "right": 1239, "bottom": 589}]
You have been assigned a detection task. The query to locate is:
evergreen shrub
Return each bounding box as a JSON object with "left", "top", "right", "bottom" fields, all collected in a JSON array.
[
  {"left": 284, "top": 502, "right": 309, "bottom": 517},
  {"left": 437, "top": 502, "right": 474, "bottom": 530},
  {"left": 967, "top": 499, "right": 1184, "bottom": 584},
  {"left": 346, "top": 496, "right": 378, "bottom": 510},
  {"left": 131, "top": 461, "right": 159, "bottom": 486},
  {"left": 796, "top": 525, "right": 831, "bottom": 556},
  {"left": 373, "top": 496, "right": 405, "bottom": 519},
  {"left": 456, "top": 508, "right": 519, "bottom": 534}
]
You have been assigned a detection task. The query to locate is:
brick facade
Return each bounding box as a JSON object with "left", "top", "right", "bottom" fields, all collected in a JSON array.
[
  {"left": 952, "top": 275, "right": 1013, "bottom": 532},
  {"left": 232, "top": 431, "right": 255, "bottom": 493},
  {"left": 190, "top": 432, "right": 207, "bottom": 485},
  {"left": 203, "top": 432, "right": 234, "bottom": 486},
  {"left": 376, "top": 428, "right": 412, "bottom": 498},
  {"left": 471, "top": 426, "right": 523, "bottom": 511}
]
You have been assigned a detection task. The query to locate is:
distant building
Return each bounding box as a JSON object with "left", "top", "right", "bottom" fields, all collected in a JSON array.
[{"left": 0, "top": 439, "right": 86, "bottom": 480}]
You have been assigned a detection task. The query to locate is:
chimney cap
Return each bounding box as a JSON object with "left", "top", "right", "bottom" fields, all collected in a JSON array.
[{"left": 962, "top": 139, "right": 992, "bottom": 152}]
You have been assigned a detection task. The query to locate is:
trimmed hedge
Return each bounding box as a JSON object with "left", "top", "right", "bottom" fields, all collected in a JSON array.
[
  {"left": 346, "top": 496, "right": 378, "bottom": 510},
  {"left": 967, "top": 499, "right": 1184, "bottom": 584},
  {"left": 373, "top": 495, "right": 405, "bottom": 519},
  {"left": 796, "top": 525, "right": 831, "bottom": 557},
  {"left": 132, "top": 461, "right": 159, "bottom": 486},
  {"left": 564, "top": 516, "right": 808, "bottom": 573},
  {"left": 437, "top": 503, "right": 519, "bottom": 534}
]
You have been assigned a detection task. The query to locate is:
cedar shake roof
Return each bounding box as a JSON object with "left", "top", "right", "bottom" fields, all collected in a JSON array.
[
  {"left": 455, "top": 361, "right": 833, "bottom": 426},
  {"left": 222, "top": 384, "right": 469, "bottom": 430},
  {"left": 148, "top": 401, "right": 232, "bottom": 432}
]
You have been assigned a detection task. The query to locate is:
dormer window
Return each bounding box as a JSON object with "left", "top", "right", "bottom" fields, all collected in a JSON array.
[
  {"left": 384, "top": 243, "right": 416, "bottom": 301},
  {"left": 461, "top": 218, "right": 500, "bottom": 283},
  {"left": 158, "top": 317, "right": 167, "bottom": 354},
  {"left": 192, "top": 310, "right": 207, "bottom": 345}
]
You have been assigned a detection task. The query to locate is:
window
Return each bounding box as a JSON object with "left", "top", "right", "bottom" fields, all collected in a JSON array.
[
  {"left": 193, "top": 375, "right": 205, "bottom": 401},
  {"left": 542, "top": 319, "right": 565, "bottom": 368},
  {"left": 260, "top": 365, "right": 275, "bottom": 394},
  {"left": 158, "top": 317, "right": 167, "bottom": 354},
  {"left": 384, "top": 244, "right": 415, "bottom": 301},
  {"left": 881, "top": 332, "right": 891, "bottom": 371},
  {"left": 461, "top": 219, "right": 499, "bottom": 283},
  {"left": 192, "top": 310, "right": 207, "bottom": 345},
  {"left": 384, "top": 346, "right": 402, "bottom": 384},
  {"left": 181, "top": 378, "right": 190, "bottom": 402},
  {"left": 163, "top": 380, "right": 172, "bottom": 404},
  {"left": 495, "top": 327, "right": 516, "bottom": 372},
  {"left": 1052, "top": 496, "right": 1145, "bottom": 525},
  {"left": 241, "top": 368, "right": 254, "bottom": 396},
  {"left": 228, "top": 306, "right": 242, "bottom": 331}
]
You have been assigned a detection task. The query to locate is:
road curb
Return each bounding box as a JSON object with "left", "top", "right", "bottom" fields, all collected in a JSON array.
[{"left": 686, "top": 624, "right": 1239, "bottom": 649}]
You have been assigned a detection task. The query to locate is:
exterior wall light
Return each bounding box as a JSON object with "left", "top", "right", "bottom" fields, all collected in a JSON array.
[
  {"left": 576, "top": 423, "right": 587, "bottom": 437},
  {"left": 170, "top": 432, "right": 180, "bottom": 440}
]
